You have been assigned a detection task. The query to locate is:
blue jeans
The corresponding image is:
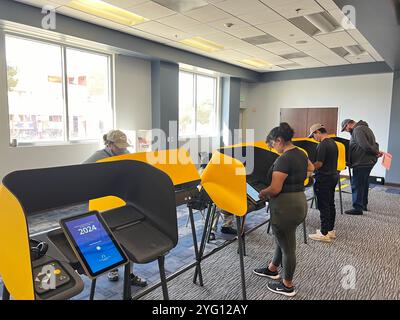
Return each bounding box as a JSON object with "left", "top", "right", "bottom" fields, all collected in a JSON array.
[{"left": 351, "top": 166, "right": 373, "bottom": 211}]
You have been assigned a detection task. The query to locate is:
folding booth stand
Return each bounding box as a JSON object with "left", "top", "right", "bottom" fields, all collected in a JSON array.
[
  {"left": 0, "top": 160, "right": 177, "bottom": 300},
  {"left": 89, "top": 149, "right": 210, "bottom": 296}
]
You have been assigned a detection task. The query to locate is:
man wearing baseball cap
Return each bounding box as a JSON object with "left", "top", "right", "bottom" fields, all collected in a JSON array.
[
  {"left": 341, "top": 119, "right": 382, "bottom": 215},
  {"left": 308, "top": 124, "right": 339, "bottom": 242},
  {"left": 84, "top": 129, "right": 131, "bottom": 163},
  {"left": 83, "top": 130, "right": 147, "bottom": 287}
]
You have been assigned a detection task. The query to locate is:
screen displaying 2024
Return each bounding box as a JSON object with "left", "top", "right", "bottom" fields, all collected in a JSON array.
[{"left": 65, "top": 215, "right": 124, "bottom": 274}]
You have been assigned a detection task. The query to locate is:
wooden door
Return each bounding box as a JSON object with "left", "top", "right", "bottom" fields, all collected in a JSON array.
[
  {"left": 280, "top": 107, "right": 338, "bottom": 138},
  {"left": 280, "top": 108, "right": 308, "bottom": 138}
]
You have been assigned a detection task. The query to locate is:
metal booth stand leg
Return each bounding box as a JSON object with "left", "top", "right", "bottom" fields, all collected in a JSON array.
[
  {"left": 338, "top": 175, "right": 344, "bottom": 215},
  {"left": 188, "top": 204, "right": 204, "bottom": 286},
  {"left": 158, "top": 255, "right": 169, "bottom": 300},
  {"left": 236, "top": 216, "right": 247, "bottom": 300},
  {"left": 123, "top": 263, "right": 131, "bottom": 300},
  {"left": 193, "top": 203, "right": 213, "bottom": 285},
  {"left": 89, "top": 279, "right": 96, "bottom": 300},
  {"left": 2, "top": 286, "right": 10, "bottom": 300}
]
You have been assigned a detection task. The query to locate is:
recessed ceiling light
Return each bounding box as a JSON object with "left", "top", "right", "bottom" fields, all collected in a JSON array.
[
  {"left": 67, "top": 0, "right": 148, "bottom": 26},
  {"left": 224, "top": 23, "right": 234, "bottom": 28},
  {"left": 180, "top": 37, "right": 224, "bottom": 53},
  {"left": 240, "top": 58, "right": 272, "bottom": 68}
]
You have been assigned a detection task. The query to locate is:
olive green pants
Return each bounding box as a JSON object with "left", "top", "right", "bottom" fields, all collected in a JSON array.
[{"left": 269, "top": 192, "right": 307, "bottom": 281}]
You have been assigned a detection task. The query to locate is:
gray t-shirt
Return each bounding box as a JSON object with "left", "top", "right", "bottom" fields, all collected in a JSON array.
[{"left": 83, "top": 148, "right": 114, "bottom": 164}]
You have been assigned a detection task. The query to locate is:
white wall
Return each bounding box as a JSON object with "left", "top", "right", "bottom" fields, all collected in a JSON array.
[
  {"left": 0, "top": 32, "right": 152, "bottom": 180},
  {"left": 243, "top": 73, "right": 394, "bottom": 177}
]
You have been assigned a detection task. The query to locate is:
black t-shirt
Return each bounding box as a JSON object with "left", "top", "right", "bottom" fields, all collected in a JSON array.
[
  {"left": 315, "top": 138, "right": 338, "bottom": 176},
  {"left": 267, "top": 148, "right": 308, "bottom": 193}
]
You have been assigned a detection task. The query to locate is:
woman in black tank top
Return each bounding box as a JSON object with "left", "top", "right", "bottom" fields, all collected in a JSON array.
[{"left": 253, "top": 123, "right": 314, "bottom": 297}]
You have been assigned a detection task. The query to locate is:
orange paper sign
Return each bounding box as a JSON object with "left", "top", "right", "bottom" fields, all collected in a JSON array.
[{"left": 382, "top": 152, "right": 392, "bottom": 170}]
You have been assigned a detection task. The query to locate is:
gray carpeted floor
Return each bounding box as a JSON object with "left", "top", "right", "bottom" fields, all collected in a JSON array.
[{"left": 142, "top": 187, "right": 400, "bottom": 300}]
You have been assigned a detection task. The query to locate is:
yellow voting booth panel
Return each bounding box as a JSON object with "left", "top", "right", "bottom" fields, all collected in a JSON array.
[
  {"left": 335, "top": 141, "right": 346, "bottom": 171},
  {"left": 201, "top": 152, "right": 247, "bottom": 217},
  {"left": 90, "top": 149, "right": 200, "bottom": 212},
  {"left": 0, "top": 185, "right": 35, "bottom": 300}
]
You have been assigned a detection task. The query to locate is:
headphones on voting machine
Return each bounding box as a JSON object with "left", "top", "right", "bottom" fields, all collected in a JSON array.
[{"left": 30, "top": 238, "right": 49, "bottom": 261}]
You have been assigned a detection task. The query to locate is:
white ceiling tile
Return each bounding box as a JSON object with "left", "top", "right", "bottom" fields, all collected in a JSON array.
[
  {"left": 214, "top": 0, "right": 272, "bottom": 16},
  {"left": 207, "top": 16, "right": 250, "bottom": 32},
  {"left": 224, "top": 26, "right": 265, "bottom": 39},
  {"left": 256, "top": 20, "right": 309, "bottom": 41},
  {"left": 104, "top": 0, "right": 148, "bottom": 9},
  {"left": 258, "top": 41, "right": 299, "bottom": 55},
  {"left": 236, "top": 46, "right": 289, "bottom": 64},
  {"left": 184, "top": 24, "right": 219, "bottom": 36},
  {"left": 345, "top": 53, "right": 375, "bottom": 64},
  {"left": 237, "top": 7, "right": 284, "bottom": 25},
  {"left": 314, "top": 30, "right": 358, "bottom": 48},
  {"left": 202, "top": 32, "right": 248, "bottom": 49},
  {"left": 315, "top": 0, "right": 338, "bottom": 11},
  {"left": 157, "top": 14, "right": 201, "bottom": 30},
  {"left": 290, "top": 56, "right": 325, "bottom": 67},
  {"left": 128, "top": 1, "right": 176, "bottom": 20},
  {"left": 346, "top": 29, "right": 369, "bottom": 44},
  {"left": 133, "top": 21, "right": 190, "bottom": 41},
  {"left": 184, "top": 4, "right": 232, "bottom": 23},
  {"left": 211, "top": 49, "right": 251, "bottom": 60},
  {"left": 265, "top": 0, "right": 325, "bottom": 19},
  {"left": 357, "top": 43, "right": 384, "bottom": 61}
]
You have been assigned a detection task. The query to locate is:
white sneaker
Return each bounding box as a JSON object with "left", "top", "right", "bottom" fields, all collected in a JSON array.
[
  {"left": 309, "top": 230, "right": 332, "bottom": 242},
  {"left": 317, "top": 229, "right": 337, "bottom": 239},
  {"left": 328, "top": 230, "right": 337, "bottom": 239}
]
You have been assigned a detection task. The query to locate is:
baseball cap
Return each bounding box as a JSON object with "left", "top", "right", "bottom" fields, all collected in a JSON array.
[
  {"left": 341, "top": 119, "right": 353, "bottom": 132},
  {"left": 106, "top": 130, "right": 131, "bottom": 149},
  {"left": 308, "top": 123, "right": 325, "bottom": 138}
]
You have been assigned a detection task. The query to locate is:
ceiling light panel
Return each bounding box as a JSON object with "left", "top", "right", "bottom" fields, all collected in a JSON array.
[
  {"left": 103, "top": 0, "right": 147, "bottom": 8},
  {"left": 180, "top": 36, "right": 224, "bottom": 52},
  {"left": 240, "top": 58, "right": 272, "bottom": 68},
  {"left": 304, "top": 12, "right": 340, "bottom": 34},
  {"left": 67, "top": 0, "right": 149, "bottom": 26}
]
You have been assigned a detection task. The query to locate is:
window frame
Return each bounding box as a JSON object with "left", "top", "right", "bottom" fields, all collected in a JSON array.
[
  {"left": 178, "top": 68, "right": 220, "bottom": 139},
  {"left": 4, "top": 32, "right": 115, "bottom": 147}
]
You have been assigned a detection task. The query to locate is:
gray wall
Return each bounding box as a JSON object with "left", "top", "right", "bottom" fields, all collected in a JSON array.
[
  {"left": 221, "top": 77, "right": 241, "bottom": 146},
  {"left": 114, "top": 54, "right": 152, "bottom": 132},
  {"left": 387, "top": 71, "right": 400, "bottom": 184},
  {"left": 151, "top": 61, "right": 179, "bottom": 149},
  {"left": 243, "top": 72, "right": 394, "bottom": 178}
]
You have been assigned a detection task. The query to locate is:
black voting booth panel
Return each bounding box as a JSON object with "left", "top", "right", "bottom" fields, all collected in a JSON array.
[
  {"left": 1, "top": 160, "right": 177, "bottom": 300},
  {"left": 292, "top": 139, "right": 318, "bottom": 163}
]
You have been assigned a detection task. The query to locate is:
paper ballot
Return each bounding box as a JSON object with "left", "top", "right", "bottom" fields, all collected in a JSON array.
[{"left": 382, "top": 152, "right": 392, "bottom": 170}]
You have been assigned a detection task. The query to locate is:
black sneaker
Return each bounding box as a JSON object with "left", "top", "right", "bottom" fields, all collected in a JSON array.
[
  {"left": 253, "top": 267, "right": 280, "bottom": 280},
  {"left": 221, "top": 226, "right": 237, "bottom": 235},
  {"left": 267, "top": 282, "right": 296, "bottom": 297},
  {"left": 130, "top": 274, "right": 148, "bottom": 287},
  {"left": 345, "top": 209, "right": 363, "bottom": 215}
]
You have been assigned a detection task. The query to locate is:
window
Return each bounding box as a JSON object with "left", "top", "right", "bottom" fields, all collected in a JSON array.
[
  {"left": 5, "top": 35, "right": 113, "bottom": 144},
  {"left": 179, "top": 70, "right": 218, "bottom": 137}
]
